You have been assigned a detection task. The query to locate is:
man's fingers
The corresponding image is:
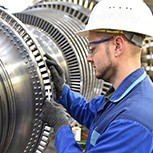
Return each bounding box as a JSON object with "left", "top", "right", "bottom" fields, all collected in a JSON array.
[
  {"left": 46, "top": 59, "right": 63, "bottom": 75},
  {"left": 50, "top": 98, "right": 63, "bottom": 107},
  {"left": 46, "top": 59, "right": 57, "bottom": 68},
  {"left": 45, "top": 53, "right": 55, "bottom": 61},
  {"left": 44, "top": 99, "right": 52, "bottom": 107},
  {"left": 46, "top": 59, "right": 64, "bottom": 76},
  {"left": 49, "top": 66, "right": 60, "bottom": 81}
]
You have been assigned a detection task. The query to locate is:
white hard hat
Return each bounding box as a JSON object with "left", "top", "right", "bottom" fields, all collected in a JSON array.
[{"left": 76, "top": 0, "right": 153, "bottom": 37}]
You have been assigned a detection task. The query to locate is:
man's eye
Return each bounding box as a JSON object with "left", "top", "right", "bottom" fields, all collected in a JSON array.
[
  {"left": 89, "top": 47, "right": 95, "bottom": 54},
  {"left": 88, "top": 44, "right": 95, "bottom": 54}
]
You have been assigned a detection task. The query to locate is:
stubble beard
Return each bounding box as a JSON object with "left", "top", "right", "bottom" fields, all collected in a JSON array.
[{"left": 96, "top": 44, "right": 117, "bottom": 83}]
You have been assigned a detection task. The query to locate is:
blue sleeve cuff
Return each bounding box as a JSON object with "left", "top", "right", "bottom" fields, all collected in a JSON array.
[
  {"left": 56, "top": 84, "right": 70, "bottom": 103},
  {"left": 55, "top": 125, "right": 82, "bottom": 153}
]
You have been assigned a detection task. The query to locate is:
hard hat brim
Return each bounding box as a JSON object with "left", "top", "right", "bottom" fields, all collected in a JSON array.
[{"left": 76, "top": 29, "right": 89, "bottom": 37}]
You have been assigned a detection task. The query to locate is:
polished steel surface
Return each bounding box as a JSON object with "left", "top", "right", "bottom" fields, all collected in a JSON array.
[
  {"left": 14, "top": 1, "right": 110, "bottom": 101},
  {"left": 26, "top": 24, "right": 70, "bottom": 86},
  {"left": 0, "top": 8, "right": 51, "bottom": 153}
]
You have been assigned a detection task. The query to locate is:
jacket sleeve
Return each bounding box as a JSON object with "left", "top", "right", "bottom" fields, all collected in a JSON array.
[
  {"left": 56, "top": 84, "right": 103, "bottom": 128},
  {"left": 55, "top": 120, "right": 153, "bottom": 153}
]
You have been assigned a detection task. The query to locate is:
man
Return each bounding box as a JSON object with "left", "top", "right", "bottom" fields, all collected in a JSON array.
[{"left": 42, "top": 0, "right": 153, "bottom": 152}]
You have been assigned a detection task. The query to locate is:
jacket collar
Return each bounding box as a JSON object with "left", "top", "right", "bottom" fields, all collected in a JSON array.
[{"left": 109, "top": 67, "right": 146, "bottom": 103}]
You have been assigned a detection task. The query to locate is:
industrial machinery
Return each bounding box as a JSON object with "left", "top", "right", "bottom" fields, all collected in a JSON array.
[
  {"left": 0, "top": 7, "right": 51, "bottom": 153},
  {"left": 0, "top": 0, "right": 153, "bottom": 152}
]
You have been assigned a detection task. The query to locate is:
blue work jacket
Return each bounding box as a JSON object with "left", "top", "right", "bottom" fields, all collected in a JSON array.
[{"left": 55, "top": 67, "right": 153, "bottom": 153}]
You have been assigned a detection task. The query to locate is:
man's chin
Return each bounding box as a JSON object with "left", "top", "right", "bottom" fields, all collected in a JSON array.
[
  {"left": 96, "top": 74, "right": 109, "bottom": 82},
  {"left": 95, "top": 74, "right": 102, "bottom": 80}
]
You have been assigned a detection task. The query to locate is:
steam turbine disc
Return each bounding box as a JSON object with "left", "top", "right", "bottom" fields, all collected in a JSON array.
[{"left": 0, "top": 8, "right": 50, "bottom": 153}]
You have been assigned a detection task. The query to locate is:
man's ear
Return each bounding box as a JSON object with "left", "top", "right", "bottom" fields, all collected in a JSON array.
[{"left": 113, "top": 36, "right": 125, "bottom": 57}]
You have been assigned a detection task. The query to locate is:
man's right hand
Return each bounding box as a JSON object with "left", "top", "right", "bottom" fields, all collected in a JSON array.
[
  {"left": 45, "top": 53, "right": 65, "bottom": 98},
  {"left": 41, "top": 98, "right": 69, "bottom": 133}
]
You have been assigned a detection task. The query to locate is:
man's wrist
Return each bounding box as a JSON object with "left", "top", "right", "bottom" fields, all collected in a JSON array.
[
  {"left": 57, "top": 83, "right": 65, "bottom": 99},
  {"left": 54, "top": 120, "right": 69, "bottom": 133}
]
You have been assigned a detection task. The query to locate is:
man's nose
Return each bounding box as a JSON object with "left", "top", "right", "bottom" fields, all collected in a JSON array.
[{"left": 87, "top": 54, "right": 93, "bottom": 62}]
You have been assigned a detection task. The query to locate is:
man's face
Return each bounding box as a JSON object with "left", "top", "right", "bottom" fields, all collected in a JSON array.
[{"left": 87, "top": 31, "right": 117, "bottom": 82}]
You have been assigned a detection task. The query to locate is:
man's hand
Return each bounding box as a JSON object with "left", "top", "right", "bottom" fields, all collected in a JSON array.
[
  {"left": 41, "top": 99, "right": 69, "bottom": 132},
  {"left": 45, "top": 53, "right": 65, "bottom": 98}
]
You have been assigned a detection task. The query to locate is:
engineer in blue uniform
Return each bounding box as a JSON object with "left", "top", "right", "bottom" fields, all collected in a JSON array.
[{"left": 42, "top": 0, "right": 153, "bottom": 152}]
